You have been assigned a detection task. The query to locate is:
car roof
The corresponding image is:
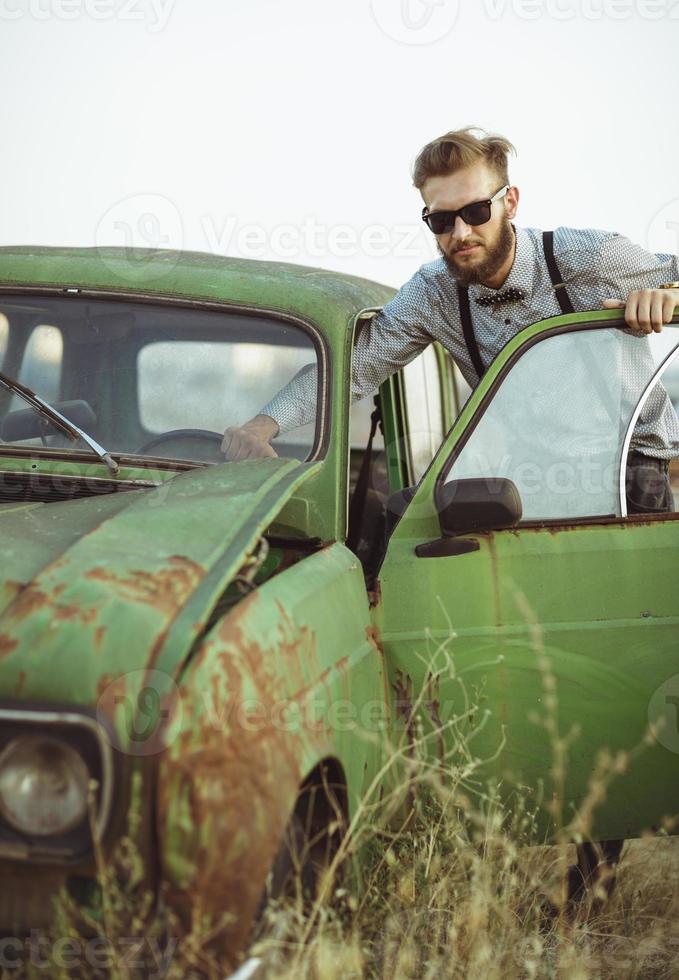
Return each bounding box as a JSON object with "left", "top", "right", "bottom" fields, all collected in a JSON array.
[{"left": 0, "top": 246, "right": 396, "bottom": 337}]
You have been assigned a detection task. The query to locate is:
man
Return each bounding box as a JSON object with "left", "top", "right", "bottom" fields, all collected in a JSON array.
[
  {"left": 222, "top": 128, "right": 679, "bottom": 902},
  {"left": 222, "top": 127, "right": 679, "bottom": 512}
]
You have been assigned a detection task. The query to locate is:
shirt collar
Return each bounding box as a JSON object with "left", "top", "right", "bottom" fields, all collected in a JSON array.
[{"left": 469, "top": 225, "right": 535, "bottom": 305}]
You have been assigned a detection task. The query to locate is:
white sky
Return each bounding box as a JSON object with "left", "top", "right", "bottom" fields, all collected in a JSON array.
[{"left": 1, "top": 0, "right": 678, "bottom": 289}]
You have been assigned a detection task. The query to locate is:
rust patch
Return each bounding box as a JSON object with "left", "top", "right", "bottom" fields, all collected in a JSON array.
[
  {"left": 15, "top": 671, "right": 26, "bottom": 696},
  {"left": 96, "top": 672, "right": 117, "bottom": 699},
  {"left": 4, "top": 580, "right": 100, "bottom": 630},
  {"left": 9, "top": 585, "right": 50, "bottom": 620},
  {"left": 366, "top": 623, "right": 391, "bottom": 729},
  {"left": 143, "top": 629, "right": 169, "bottom": 674},
  {"left": 365, "top": 624, "right": 385, "bottom": 657},
  {"left": 423, "top": 672, "right": 445, "bottom": 770},
  {"left": 270, "top": 598, "right": 322, "bottom": 675},
  {"left": 0, "top": 634, "right": 18, "bottom": 660},
  {"left": 95, "top": 672, "right": 128, "bottom": 737},
  {"left": 393, "top": 668, "right": 415, "bottom": 747},
  {"left": 158, "top": 659, "right": 303, "bottom": 965},
  {"left": 392, "top": 668, "right": 416, "bottom": 812},
  {"left": 94, "top": 625, "right": 106, "bottom": 650},
  {"left": 157, "top": 591, "right": 330, "bottom": 966},
  {"left": 85, "top": 555, "right": 205, "bottom": 617},
  {"left": 368, "top": 580, "right": 382, "bottom": 609},
  {"left": 3, "top": 581, "right": 26, "bottom": 605},
  {"left": 53, "top": 603, "right": 99, "bottom": 626}
]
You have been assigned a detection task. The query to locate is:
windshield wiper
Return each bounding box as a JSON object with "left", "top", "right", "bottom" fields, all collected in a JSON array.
[{"left": 0, "top": 370, "right": 119, "bottom": 476}]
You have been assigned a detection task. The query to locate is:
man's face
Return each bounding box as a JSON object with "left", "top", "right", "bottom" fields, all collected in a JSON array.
[{"left": 421, "top": 162, "right": 519, "bottom": 287}]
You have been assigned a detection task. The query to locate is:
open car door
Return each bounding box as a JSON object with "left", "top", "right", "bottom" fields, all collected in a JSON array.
[{"left": 375, "top": 311, "right": 679, "bottom": 843}]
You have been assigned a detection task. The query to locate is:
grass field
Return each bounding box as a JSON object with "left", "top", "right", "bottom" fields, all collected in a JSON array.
[{"left": 247, "top": 804, "right": 679, "bottom": 980}]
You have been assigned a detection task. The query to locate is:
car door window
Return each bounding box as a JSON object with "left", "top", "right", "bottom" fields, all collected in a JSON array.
[
  {"left": 450, "top": 357, "right": 472, "bottom": 417},
  {"left": 402, "top": 344, "right": 445, "bottom": 483},
  {"left": 442, "top": 325, "right": 679, "bottom": 522}
]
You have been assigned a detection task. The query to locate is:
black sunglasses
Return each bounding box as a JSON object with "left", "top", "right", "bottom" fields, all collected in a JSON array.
[{"left": 421, "top": 185, "right": 510, "bottom": 235}]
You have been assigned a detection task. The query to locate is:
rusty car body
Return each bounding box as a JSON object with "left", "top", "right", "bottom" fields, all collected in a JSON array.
[{"left": 0, "top": 246, "right": 678, "bottom": 965}]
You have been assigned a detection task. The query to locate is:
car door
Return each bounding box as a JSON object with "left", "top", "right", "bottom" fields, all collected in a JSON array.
[{"left": 374, "top": 313, "right": 679, "bottom": 843}]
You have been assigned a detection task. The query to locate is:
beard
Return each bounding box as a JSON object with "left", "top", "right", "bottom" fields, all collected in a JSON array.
[{"left": 437, "top": 218, "right": 515, "bottom": 288}]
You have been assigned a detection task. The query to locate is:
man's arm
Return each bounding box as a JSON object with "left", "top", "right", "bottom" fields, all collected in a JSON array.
[
  {"left": 221, "top": 269, "right": 435, "bottom": 459},
  {"left": 603, "top": 288, "right": 679, "bottom": 333},
  {"left": 594, "top": 233, "right": 679, "bottom": 332},
  {"left": 220, "top": 413, "right": 279, "bottom": 460},
  {"left": 220, "top": 362, "right": 318, "bottom": 460}
]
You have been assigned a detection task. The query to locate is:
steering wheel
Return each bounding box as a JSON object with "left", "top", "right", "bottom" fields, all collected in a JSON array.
[{"left": 135, "top": 428, "right": 225, "bottom": 461}]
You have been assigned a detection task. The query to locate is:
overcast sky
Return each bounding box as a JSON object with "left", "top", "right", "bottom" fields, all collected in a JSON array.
[{"left": 2, "top": 0, "right": 678, "bottom": 289}]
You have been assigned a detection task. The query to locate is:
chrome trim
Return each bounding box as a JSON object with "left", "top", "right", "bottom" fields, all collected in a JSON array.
[
  {"left": 619, "top": 340, "right": 679, "bottom": 518},
  {"left": 0, "top": 708, "right": 114, "bottom": 858},
  {"left": 0, "top": 467, "right": 160, "bottom": 490}
]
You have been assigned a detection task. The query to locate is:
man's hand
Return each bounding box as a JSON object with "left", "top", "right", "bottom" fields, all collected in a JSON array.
[
  {"left": 603, "top": 288, "right": 679, "bottom": 334},
  {"left": 221, "top": 415, "right": 280, "bottom": 461}
]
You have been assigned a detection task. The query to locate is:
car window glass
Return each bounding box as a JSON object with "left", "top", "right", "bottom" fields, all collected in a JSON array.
[
  {"left": 13, "top": 324, "right": 63, "bottom": 412},
  {"left": 0, "top": 296, "right": 321, "bottom": 464},
  {"left": 402, "top": 345, "right": 445, "bottom": 483},
  {"left": 451, "top": 359, "right": 472, "bottom": 415},
  {"left": 652, "top": 329, "right": 679, "bottom": 414},
  {"left": 0, "top": 315, "right": 8, "bottom": 370},
  {"left": 138, "top": 340, "right": 316, "bottom": 455},
  {"left": 350, "top": 396, "right": 385, "bottom": 451},
  {"left": 444, "top": 326, "right": 679, "bottom": 522}
]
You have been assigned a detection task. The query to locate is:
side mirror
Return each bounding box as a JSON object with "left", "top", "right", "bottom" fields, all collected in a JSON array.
[{"left": 416, "top": 477, "right": 522, "bottom": 558}]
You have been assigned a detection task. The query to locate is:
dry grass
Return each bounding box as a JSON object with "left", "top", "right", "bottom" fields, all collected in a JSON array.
[
  {"left": 247, "top": 606, "right": 679, "bottom": 980},
  {"left": 250, "top": 813, "right": 679, "bottom": 980}
]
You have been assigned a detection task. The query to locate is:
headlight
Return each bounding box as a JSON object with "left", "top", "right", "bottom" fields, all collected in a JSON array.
[{"left": 0, "top": 735, "right": 90, "bottom": 836}]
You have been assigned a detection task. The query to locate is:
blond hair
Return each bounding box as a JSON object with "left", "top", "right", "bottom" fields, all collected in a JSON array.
[{"left": 411, "top": 126, "right": 516, "bottom": 190}]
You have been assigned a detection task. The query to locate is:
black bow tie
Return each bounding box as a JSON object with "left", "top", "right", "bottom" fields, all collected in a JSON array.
[{"left": 475, "top": 287, "right": 526, "bottom": 307}]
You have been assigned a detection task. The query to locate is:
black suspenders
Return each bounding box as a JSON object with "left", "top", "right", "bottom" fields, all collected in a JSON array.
[
  {"left": 457, "top": 230, "right": 573, "bottom": 381},
  {"left": 456, "top": 283, "right": 486, "bottom": 381},
  {"left": 541, "top": 230, "right": 575, "bottom": 315}
]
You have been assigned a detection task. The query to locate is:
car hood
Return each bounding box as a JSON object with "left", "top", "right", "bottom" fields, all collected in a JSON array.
[{"left": 0, "top": 458, "right": 320, "bottom": 721}]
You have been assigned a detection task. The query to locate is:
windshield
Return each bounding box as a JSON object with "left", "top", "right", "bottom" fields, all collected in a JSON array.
[{"left": 0, "top": 296, "right": 321, "bottom": 465}]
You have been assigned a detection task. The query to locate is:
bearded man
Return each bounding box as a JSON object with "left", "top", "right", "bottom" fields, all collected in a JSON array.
[
  {"left": 222, "top": 127, "right": 679, "bottom": 514},
  {"left": 221, "top": 127, "right": 679, "bottom": 903}
]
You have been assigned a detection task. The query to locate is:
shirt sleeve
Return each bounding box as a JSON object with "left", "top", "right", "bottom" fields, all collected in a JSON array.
[
  {"left": 259, "top": 267, "right": 435, "bottom": 434},
  {"left": 259, "top": 362, "right": 318, "bottom": 434},
  {"left": 567, "top": 230, "right": 679, "bottom": 299}
]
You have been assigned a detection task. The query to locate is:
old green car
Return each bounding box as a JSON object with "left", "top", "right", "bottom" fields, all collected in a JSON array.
[{"left": 0, "top": 245, "right": 678, "bottom": 965}]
